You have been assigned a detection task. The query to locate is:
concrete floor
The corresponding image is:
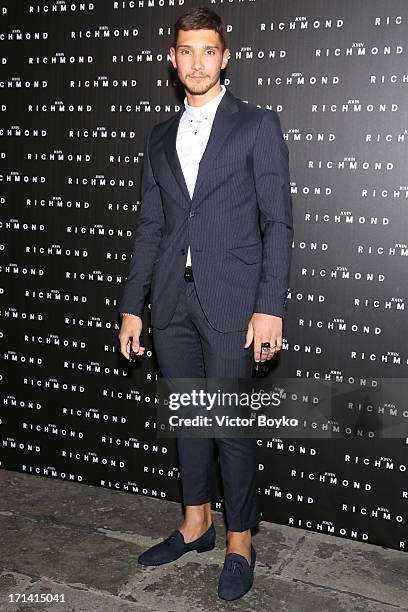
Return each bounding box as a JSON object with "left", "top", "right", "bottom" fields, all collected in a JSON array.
[{"left": 0, "top": 470, "right": 407, "bottom": 612}]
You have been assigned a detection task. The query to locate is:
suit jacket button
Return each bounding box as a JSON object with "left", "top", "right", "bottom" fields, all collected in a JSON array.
[{"left": 181, "top": 249, "right": 185, "bottom": 255}]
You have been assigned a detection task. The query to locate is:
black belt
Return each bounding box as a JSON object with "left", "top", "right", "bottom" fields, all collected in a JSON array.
[{"left": 184, "top": 266, "right": 194, "bottom": 282}]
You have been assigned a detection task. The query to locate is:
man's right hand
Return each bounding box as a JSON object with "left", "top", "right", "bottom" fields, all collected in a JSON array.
[{"left": 118, "top": 314, "right": 146, "bottom": 361}]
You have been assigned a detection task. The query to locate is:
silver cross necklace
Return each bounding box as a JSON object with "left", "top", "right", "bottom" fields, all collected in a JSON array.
[{"left": 189, "top": 115, "right": 208, "bottom": 135}]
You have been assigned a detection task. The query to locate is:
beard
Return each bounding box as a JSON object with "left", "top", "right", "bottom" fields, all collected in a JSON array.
[{"left": 179, "top": 71, "right": 220, "bottom": 97}]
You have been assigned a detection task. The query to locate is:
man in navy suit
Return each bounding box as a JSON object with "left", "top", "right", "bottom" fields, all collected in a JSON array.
[{"left": 118, "top": 7, "right": 293, "bottom": 601}]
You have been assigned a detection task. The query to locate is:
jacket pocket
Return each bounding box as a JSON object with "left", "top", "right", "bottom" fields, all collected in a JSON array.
[{"left": 228, "top": 242, "right": 262, "bottom": 264}]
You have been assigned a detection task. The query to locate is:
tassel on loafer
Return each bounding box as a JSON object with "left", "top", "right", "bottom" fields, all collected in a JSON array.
[
  {"left": 218, "top": 544, "right": 256, "bottom": 601},
  {"left": 137, "top": 522, "right": 216, "bottom": 566}
]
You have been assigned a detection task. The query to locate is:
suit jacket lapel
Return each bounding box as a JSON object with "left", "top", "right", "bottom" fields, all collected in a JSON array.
[
  {"left": 192, "top": 91, "right": 239, "bottom": 202},
  {"left": 163, "top": 88, "right": 240, "bottom": 209},
  {"left": 163, "top": 107, "right": 191, "bottom": 207}
]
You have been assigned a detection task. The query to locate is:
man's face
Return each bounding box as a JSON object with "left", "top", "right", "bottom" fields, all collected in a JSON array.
[{"left": 170, "top": 29, "right": 229, "bottom": 97}]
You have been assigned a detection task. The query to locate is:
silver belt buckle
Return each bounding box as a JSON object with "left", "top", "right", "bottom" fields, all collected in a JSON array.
[{"left": 184, "top": 266, "right": 193, "bottom": 282}]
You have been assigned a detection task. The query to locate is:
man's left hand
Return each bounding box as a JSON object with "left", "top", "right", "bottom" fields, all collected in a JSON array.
[{"left": 244, "top": 313, "right": 283, "bottom": 362}]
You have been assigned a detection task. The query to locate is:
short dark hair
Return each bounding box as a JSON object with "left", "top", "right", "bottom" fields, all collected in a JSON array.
[{"left": 173, "top": 7, "right": 227, "bottom": 52}]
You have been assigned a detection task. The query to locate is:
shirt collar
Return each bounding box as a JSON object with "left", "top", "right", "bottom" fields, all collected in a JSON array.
[{"left": 183, "top": 84, "right": 226, "bottom": 121}]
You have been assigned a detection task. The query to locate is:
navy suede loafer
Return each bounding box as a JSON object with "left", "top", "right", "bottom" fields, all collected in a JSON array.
[
  {"left": 137, "top": 523, "right": 216, "bottom": 566},
  {"left": 218, "top": 544, "right": 256, "bottom": 601}
]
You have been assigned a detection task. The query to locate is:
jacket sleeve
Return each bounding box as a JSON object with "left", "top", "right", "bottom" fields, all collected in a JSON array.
[
  {"left": 252, "top": 110, "right": 294, "bottom": 319},
  {"left": 118, "top": 128, "right": 164, "bottom": 317}
]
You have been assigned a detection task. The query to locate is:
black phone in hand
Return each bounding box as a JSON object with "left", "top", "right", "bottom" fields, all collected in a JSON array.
[{"left": 129, "top": 338, "right": 140, "bottom": 364}]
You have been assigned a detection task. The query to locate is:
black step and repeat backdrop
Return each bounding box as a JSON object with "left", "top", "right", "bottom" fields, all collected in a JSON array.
[{"left": 1, "top": 0, "right": 408, "bottom": 552}]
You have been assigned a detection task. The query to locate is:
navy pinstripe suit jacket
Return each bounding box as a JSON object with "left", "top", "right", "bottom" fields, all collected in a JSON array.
[{"left": 118, "top": 87, "right": 294, "bottom": 332}]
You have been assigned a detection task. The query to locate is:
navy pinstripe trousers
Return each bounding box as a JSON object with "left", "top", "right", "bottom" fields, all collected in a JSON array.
[{"left": 152, "top": 276, "right": 262, "bottom": 532}]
